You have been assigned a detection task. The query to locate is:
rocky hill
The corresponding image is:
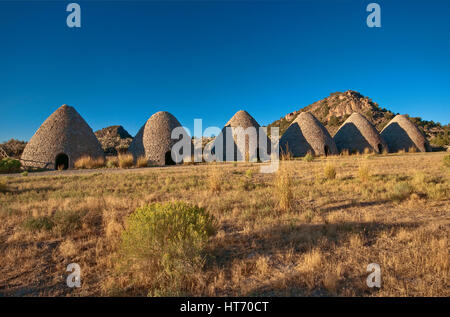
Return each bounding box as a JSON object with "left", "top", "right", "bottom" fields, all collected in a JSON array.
[
  {"left": 0, "top": 139, "right": 27, "bottom": 158},
  {"left": 267, "top": 90, "right": 449, "bottom": 146},
  {"left": 94, "top": 125, "right": 133, "bottom": 156}
]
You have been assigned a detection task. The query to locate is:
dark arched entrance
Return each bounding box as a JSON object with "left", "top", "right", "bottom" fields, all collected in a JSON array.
[
  {"left": 324, "top": 145, "right": 330, "bottom": 157},
  {"left": 55, "top": 153, "right": 69, "bottom": 170},
  {"left": 377, "top": 144, "right": 383, "bottom": 154},
  {"left": 165, "top": 151, "right": 175, "bottom": 165}
]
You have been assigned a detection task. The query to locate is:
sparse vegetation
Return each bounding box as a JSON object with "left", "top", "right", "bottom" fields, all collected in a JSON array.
[
  {"left": 208, "top": 168, "right": 223, "bottom": 193},
  {"left": 444, "top": 155, "right": 450, "bottom": 168},
  {"left": 390, "top": 182, "right": 414, "bottom": 202},
  {"left": 23, "top": 210, "right": 83, "bottom": 235},
  {"left": 23, "top": 216, "right": 54, "bottom": 232},
  {"left": 0, "top": 152, "right": 448, "bottom": 296},
  {"left": 358, "top": 163, "right": 371, "bottom": 182}
]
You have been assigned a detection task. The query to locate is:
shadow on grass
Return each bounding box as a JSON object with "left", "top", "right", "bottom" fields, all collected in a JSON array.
[
  {"left": 319, "top": 200, "right": 390, "bottom": 213},
  {"left": 207, "top": 221, "right": 419, "bottom": 296}
]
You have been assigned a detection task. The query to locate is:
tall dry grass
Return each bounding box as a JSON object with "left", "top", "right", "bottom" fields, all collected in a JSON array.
[
  {"left": 74, "top": 156, "right": 105, "bottom": 169},
  {"left": 358, "top": 163, "right": 371, "bottom": 182},
  {"left": 118, "top": 154, "right": 134, "bottom": 169},
  {"left": 280, "top": 143, "right": 293, "bottom": 161},
  {"left": 208, "top": 168, "right": 223, "bottom": 193},
  {"left": 136, "top": 156, "right": 148, "bottom": 168},
  {"left": 274, "top": 163, "right": 294, "bottom": 212},
  {"left": 323, "top": 162, "right": 336, "bottom": 180}
]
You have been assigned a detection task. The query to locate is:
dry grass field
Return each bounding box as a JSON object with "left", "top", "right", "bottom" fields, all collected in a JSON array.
[{"left": 0, "top": 152, "right": 448, "bottom": 297}]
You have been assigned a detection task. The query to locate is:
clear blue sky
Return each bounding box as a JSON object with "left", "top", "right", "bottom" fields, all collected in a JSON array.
[{"left": 1, "top": 0, "right": 449, "bottom": 142}]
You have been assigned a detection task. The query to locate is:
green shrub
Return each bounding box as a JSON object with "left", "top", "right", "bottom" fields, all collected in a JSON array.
[
  {"left": 119, "top": 202, "right": 216, "bottom": 296},
  {"left": 303, "top": 152, "right": 314, "bottom": 162},
  {"left": 444, "top": 155, "right": 450, "bottom": 168},
  {"left": 21, "top": 171, "right": 28, "bottom": 177},
  {"left": 0, "top": 158, "right": 21, "bottom": 173},
  {"left": 245, "top": 169, "right": 254, "bottom": 178}
]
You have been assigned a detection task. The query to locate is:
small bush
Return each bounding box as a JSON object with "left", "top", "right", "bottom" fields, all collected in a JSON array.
[
  {"left": 390, "top": 182, "right": 414, "bottom": 202},
  {"left": 426, "top": 183, "right": 447, "bottom": 200},
  {"left": 118, "top": 154, "right": 134, "bottom": 169},
  {"left": 303, "top": 152, "right": 314, "bottom": 162},
  {"left": 74, "top": 156, "right": 105, "bottom": 169},
  {"left": 23, "top": 210, "right": 83, "bottom": 234},
  {"left": 0, "top": 158, "right": 21, "bottom": 173},
  {"left": 136, "top": 156, "right": 148, "bottom": 168},
  {"left": 324, "top": 163, "right": 336, "bottom": 180},
  {"left": 23, "top": 216, "right": 54, "bottom": 232},
  {"left": 245, "top": 169, "right": 254, "bottom": 178},
  {"left": 274, "top": 164, "right": 294, "bottom": 212},
  {"left": 21, "top": 171, "right": 28, "bottom": 177},
  {"left": 106, "top": 157, "right": 119, "bottom": 168},
  {"left": 240, "top": 177, "right": 256, "bottom": 191},
  {"left": 408, "top": 146, "right": 417, "bottom": 153},
  {"left": 443, "top": 155, "right": 450, "bottom": 168},
  {"left": 119, "top": 202, "right": 216, "bottom": 296}
]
